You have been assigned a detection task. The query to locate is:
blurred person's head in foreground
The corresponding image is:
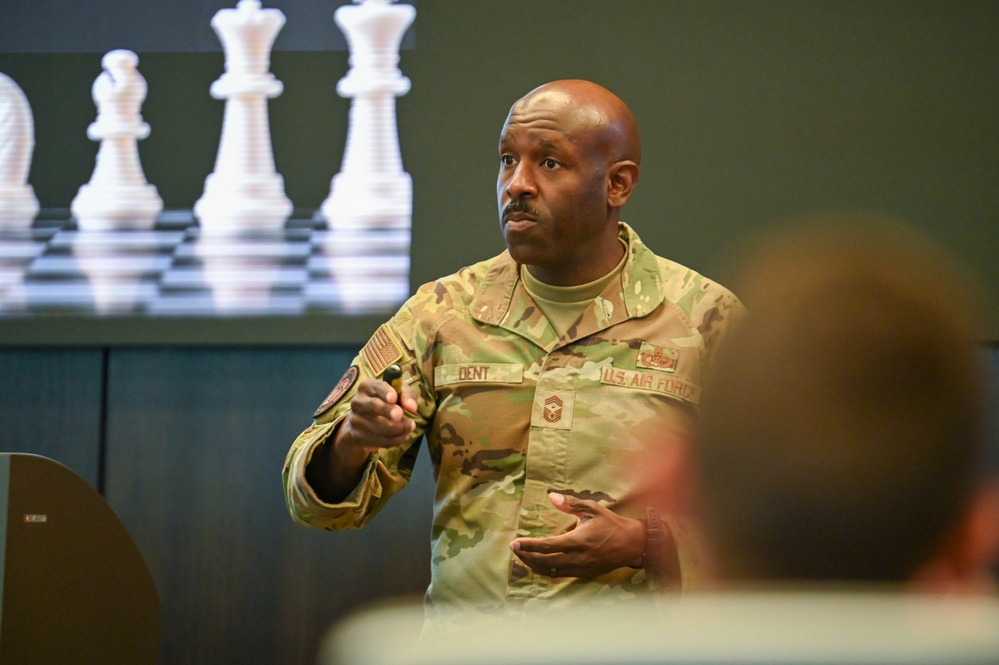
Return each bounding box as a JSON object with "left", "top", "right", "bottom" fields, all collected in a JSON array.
[{"left": 649, "top": 211, "right": 999, "bottom": 593}]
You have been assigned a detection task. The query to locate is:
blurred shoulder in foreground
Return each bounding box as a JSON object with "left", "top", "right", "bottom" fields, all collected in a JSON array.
[{"left": 683, "top": 212, "right": 999, "bottom": 592}]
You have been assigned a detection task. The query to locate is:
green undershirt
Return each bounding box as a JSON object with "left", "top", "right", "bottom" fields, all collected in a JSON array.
[{"left": 520, "top": 240, "right": 628, "bottom": 337}]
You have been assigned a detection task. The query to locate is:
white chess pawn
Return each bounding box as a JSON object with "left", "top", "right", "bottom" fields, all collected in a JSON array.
[
  {"left": 320, "top": 0, "right": 415, "bottom": 231},
  {"left": 71, "top": 50, "right": 163, "bottom": 231},
  {"left": 194, "top": 0, "right": 292, "bottom": 234},
  {"left": 0, "top": 72, "right": 40, "bottom": 228}
]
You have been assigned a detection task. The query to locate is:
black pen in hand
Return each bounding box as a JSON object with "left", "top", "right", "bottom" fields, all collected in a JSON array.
[{"left": 382, "top": 363, "right": 404, "bottom": 395}]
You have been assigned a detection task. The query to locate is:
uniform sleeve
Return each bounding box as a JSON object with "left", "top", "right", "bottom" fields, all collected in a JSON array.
[
  {"left": 648, "top": 276, "right": 744, "bottom": 592},
  {"left": 641, "top": 506, "right": 715, "bottom": 593},
  {"left": 282, "top": 310, "right": 432, "bottom": 531},
  {"left": 694, "top": 283, "right": 746, "bottom": 363}
]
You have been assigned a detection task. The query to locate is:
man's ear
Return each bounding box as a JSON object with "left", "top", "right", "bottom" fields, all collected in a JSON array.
[
  {"left": 607, "top": 161, "right": 639, "bottom": 209},
  {"left": 912, "top": 479, "right": 999, "bottom": 593}
]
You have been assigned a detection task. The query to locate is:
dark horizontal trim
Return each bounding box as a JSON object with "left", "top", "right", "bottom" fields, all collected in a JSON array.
[{"left": 0, "top": 313, "right": 385, "bottom": 347}]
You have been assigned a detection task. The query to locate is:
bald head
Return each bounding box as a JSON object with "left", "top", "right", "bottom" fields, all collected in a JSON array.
[
  {"left": 496, "top": 80, "right": 643, "bottom": 285},
  {"left": 509, "top": 79, "right": 641, "bottom": 167}
]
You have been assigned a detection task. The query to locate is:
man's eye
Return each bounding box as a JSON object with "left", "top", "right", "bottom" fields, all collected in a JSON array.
[
  {"left": 500, "top": 155, "right": 516, "bottom": 166},
  {"left": 542, "top": 159, "right": 560, "bottom": 169}
]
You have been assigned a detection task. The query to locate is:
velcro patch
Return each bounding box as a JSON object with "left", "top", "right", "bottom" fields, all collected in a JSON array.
[
  {"left": 313, "top": 365, "right": 360, "bottom": 418},
  {"left": 600, "top": 366, "right": 700, "bottom": 404},
  {"left": 530, "top": 388, "right": 575, "bottom": 430},
  {"left": 636, "top": 342, "right": 679, "bottom": 373},
  {"left": 360, "top": 324, "right": 404, "bottom": 377},
  {"left": 434, "top": 363, "right": 523, "bottom": 387}
]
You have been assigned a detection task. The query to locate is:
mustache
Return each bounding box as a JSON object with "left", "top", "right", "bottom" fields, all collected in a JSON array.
[{"left": 502, "top": 199, "right": 541, "bottom": 219}]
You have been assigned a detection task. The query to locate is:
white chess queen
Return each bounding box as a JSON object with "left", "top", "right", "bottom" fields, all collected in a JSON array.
[
  {"left": 71, "top": 49, "right": 163, "bottom": 231},
  {"left": 194, "top": 0, "right": 293, "bottom": 233}
]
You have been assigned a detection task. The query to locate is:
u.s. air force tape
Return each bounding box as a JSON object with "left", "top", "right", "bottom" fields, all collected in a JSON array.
[{"left": 313, "top": 365, "right": 359, "bottom": 418}]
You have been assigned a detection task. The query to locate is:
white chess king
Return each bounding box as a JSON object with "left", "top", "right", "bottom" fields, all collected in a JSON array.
[
  {"left": 0, "top": 73, "right": 40, "bottom": 228},
  {"left": 320, "top": 0, "right": 415, "bottom": 230},
  {"left": 194, "top": 0, "right": 293, "bottom": 233},
  {"left": 71, "top": 50, "right": 163, "bottom": 231}
]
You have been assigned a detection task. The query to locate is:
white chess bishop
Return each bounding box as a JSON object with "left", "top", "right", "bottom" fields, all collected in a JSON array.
[
  {"left": 71, "top": 50, "right": 163, "bottom": 231},
  {"left": 194, "top": 0, "right": 293, "bottom": 233},
  {"left": 0, "top": 72, "right": 41, "bottom": 228},
  {"left": 321, "top": 0, "right": 415, "bottom": 231}
]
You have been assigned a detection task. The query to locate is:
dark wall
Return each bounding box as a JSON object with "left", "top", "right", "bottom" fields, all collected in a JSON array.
[
  {"left": 0, "top": 0, "right": 997, "bottom": 338},
  {"left": 0, "top": 347, "right": 434, "bottom": 665}
]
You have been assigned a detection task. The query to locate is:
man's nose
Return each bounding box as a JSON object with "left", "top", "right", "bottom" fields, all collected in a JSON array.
[{"left": 504, "top": 162, "right": 537, "bottom": 198}]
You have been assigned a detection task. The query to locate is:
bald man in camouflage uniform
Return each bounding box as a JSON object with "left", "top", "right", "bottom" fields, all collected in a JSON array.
[{"left": 283, "top": 80, "right": 742, "bottom": 624}]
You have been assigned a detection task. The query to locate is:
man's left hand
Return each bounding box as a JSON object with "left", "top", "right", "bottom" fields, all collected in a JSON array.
[{"left": 509, "top": 492, "right": 645, "bottom": 579}]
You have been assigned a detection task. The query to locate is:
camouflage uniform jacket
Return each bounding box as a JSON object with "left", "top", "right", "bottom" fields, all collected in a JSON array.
[{"left": 283, "top": 222, "right": 743, "bottom": 619}]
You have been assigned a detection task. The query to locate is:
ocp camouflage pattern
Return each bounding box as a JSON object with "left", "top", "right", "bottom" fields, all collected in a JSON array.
[{"left": 283, "top": 223, "right": 743, "bottom": 621}]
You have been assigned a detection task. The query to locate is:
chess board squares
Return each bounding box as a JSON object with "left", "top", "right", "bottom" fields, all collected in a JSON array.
[
  {"left": 312, "top": 228, "right": 410, "bottom": 257},
  {"left": 154, "top": 228, "right": 311, "bottom": 315},
  {"left": 307, "top": 228, "right": 410, "bottom": 314},
  {"left": 153, "top": 208, "right": 199, "bottom": 231},
  {"left": 0, "top": 227, "right": 58, "bottom": 311},
  {"left": 18, "top": 229, "right": 179, "bottom": 313},
  {"left": 0, "top": 215, "right": 414, "bottom": 317}
]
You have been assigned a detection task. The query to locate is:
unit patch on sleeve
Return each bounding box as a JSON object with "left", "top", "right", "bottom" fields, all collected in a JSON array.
[
  {"left": 313, "top": 365, "right": 360, "bottom": 418},
  {"left": 360, "top": 324, "right": 404, "bottom": 376}
]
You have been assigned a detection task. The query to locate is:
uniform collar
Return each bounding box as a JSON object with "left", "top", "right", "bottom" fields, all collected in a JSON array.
[{"left": 470, "top": 222, "right": 665, "bottom": 351}]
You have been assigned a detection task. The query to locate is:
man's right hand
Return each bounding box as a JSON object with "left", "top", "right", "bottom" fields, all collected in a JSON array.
[
  {"left": 338, "top": 376, "right": 418, "bottom": 452},
  {"left": 306, "top": 374, "right": 418, "bottom": 503}
]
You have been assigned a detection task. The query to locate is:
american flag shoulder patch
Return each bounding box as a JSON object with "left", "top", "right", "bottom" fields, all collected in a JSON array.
[{"left": 360, "top": 324, "right": 404, "bottom": 376}]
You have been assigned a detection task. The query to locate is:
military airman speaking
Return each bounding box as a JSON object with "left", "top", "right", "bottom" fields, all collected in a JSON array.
[{"left": 283, "top": 79, "right": 743, "bottom": 627}]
